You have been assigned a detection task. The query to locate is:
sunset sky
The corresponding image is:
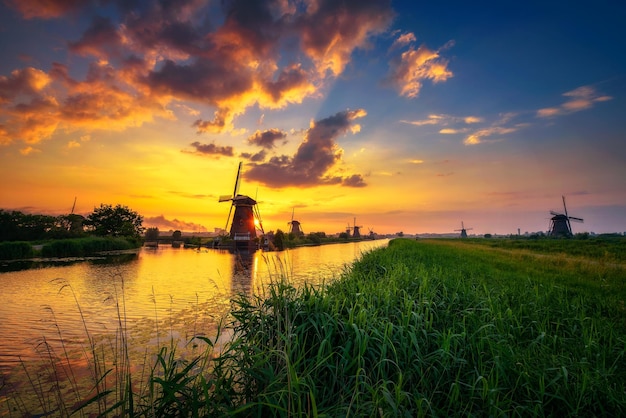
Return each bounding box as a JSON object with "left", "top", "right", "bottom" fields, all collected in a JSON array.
[{"left": 1, "top": 0, "right": 625, "bottom": 236}]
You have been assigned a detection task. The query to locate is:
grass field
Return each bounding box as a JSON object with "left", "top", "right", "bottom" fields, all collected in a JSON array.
[{"left": 3, "top": 237, "right": 625, "bottom": 416}]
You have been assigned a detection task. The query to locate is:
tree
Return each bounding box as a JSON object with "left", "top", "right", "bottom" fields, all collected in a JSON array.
[
  {"left": 273, "top": 229, "right": 286, "bottom": 250},
  {"left": 85, "top": 204, "right": 145, "bottom": 238},
  {"left": 145, "top": 227, "right": 160, "bottom": 241},
  {"left": 172, "top": 230, "right": 182, "bottom": 240}
]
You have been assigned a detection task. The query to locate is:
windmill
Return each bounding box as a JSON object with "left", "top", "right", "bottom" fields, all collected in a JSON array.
[
  {"left": 549, "top": 196, "right": 583, "bottom": 237},
  {"left": 352, "top": 217, "right": 362, "bottom": 239},
  {"left": 455, "top": 221, "right": 473, "bottom": 238},
  {"left": 219, "top": 162, "right": 264, "bottom": 250},
  {"left": 368, "top": 228, "right": 377, "bottom": 240},
  {"left": 288, "top": 208, "right": 304, "bottom": 237}
]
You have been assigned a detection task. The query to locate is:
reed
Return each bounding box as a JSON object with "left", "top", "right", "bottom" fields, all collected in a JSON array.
[{"left": 2, "top": 238, "right": 625, "bottom": 416}]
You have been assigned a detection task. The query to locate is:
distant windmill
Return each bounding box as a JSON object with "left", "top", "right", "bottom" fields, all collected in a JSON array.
[
  {"left": 345, "top": 223, "right": 353, "bottom": 238},
  {"left": 288, "top": 208, "right": 304, "bottom": 237},
  {"left": 549, "top": 196, "right": 583, "bottom": 237},
  {"left": 219, "top": 162, "right": 264, "bottom": 249},
  {"left": 352, "top": 217, "right": 362, "bottom": 239},
  {"left": 455, "top": 221, "right": 473, "bottom": 238},
  {"left": 368, "top": 227, "right": 377, "bottom": 240}
]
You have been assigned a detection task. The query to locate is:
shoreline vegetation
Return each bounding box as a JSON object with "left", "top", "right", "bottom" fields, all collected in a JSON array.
[
  {"left": 0, "top": 236, "right": 142, "bottom": 261},
  {"left": 2, "top": 237, "right": 626, "bottom": 416}
]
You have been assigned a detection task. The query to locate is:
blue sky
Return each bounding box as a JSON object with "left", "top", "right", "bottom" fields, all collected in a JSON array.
[{"left": 0, "top": 0, "right": 624, "bottom": 235}]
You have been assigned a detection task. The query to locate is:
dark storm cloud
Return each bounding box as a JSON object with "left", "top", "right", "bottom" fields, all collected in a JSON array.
[
  {"left": 247, "top": 129, "right": 286, "bottom": 149},
  {"left": 68, "top": 16, "right": 123, "bottom": 58},
  {"left": 245, "top": 109, "right": 367, "bottom": 188},
  {"left": 148, "top": 58, "right": 253, "bottom": 103},
  {"left": 188, "top": 141, "right": 234, "bottom": 157},
  {"left": 240, "top": 149, "right": 267, "bottom": 162}
]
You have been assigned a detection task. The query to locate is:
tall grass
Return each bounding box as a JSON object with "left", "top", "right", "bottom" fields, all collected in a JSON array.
[
  {"left": 3, "top": 238, "right": 625, "bottom": 416},
  {"left": 213, "top": 238, "right": 625, "bottom": 416}
]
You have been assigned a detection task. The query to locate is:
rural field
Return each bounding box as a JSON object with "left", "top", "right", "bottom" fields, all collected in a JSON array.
[
  {"left": 215, "top": 237, "right": 626, "bottom": 416},
  {"left": 3, "top": 237, "right": 625, "bottom": 417}
]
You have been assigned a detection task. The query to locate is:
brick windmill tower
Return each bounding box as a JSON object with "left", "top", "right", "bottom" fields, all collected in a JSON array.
[{"left": 219, "top": 162, "right": 264, "bottom": 250}]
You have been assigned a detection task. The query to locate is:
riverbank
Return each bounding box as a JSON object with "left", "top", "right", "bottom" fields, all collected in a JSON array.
[
  {"left": 5, "top": 238, "right": 626, "bottom": 416},
  {"left": 0, "top": 236, "right": 141, "bottom": 261}
]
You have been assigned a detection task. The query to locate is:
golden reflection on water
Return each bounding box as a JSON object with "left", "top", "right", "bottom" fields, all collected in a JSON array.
[{"left": 0, "top": 240, "right": 389, "bottom": 414}]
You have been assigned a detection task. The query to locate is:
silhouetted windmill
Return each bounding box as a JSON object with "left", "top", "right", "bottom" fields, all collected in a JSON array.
[
  {"left": 455, "top": 221, "right": 473, "bottom": 238},
  {"left": 368, "top": 228, "right": 377, "bottom": 240},
  {"left": 352, "top": 217, "right": 362, "bottom": 239},
  {"left": 219, "top": 162, "right": 264, "bottom": 250},
  {"left": 288, "top": 208, "right": 304, "bottom": 237},
  {"left": 549, "top": 196, "right": 583, "bottom": 237}
]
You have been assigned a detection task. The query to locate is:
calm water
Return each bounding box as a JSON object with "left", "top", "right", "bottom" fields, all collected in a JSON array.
[{"left": 0, "top": 240, "right": 388, "bottom": 378}]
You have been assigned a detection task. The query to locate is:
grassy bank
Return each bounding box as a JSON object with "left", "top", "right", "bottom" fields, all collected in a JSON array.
[
  {"left": 213, "top": 238, "right": 625, "bottom": 416},
  {"left": 0, "top": 236, "right": 140, "bottom": 260},
  {"left": 4, "top": 238, "right": 626, "bottom": 416}
]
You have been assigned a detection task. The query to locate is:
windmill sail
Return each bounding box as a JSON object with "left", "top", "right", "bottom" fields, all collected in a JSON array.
[
  {"left": 218, "top": 162, "right": 262, "bottom": 251},
  {"left": 548, "top": 195, "right": 584, "bottom": 236}
]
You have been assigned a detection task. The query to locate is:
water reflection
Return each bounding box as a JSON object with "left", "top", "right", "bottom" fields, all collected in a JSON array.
[
  {"left": 0, "top": 253, "right": 139, "bottom": 273},
  {"left": 231, "top": 251, "right": 256, "bottom": 295},
  {"left": 0, "top": 240, "right": 389, "bottom": 378}
]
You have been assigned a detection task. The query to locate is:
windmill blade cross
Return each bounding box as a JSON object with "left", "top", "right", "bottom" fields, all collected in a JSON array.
[
  {"left": 233, "top": 161, "right": 242, "bottom": 198},
  {"left": 224, "top": 204, "right": 234, "bottom": 232},
  {"left": 569, "top": 216, "right": 584, "bottom": 222}
]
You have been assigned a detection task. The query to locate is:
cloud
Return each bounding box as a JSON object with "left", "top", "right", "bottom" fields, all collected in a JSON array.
[
  {"left": 400, "top": 114, "right": 481, "bottom": 129},
  {"left": 245, "top": 109, "right": 367, "bottom": 188},
  {"left": 0, "top": 62, "right": 172, "bottom": 145},
  {"left": 462, "top": 113, "right": 520, "bottom": 145},
  {"left": 188, "top": 141, "right": 234, "bottom": 157},
  {"left": 1, "top": 0, "right": 396, "bottom": 144},
  {"left": 439, "top": 128, "right": 465, "bottom": 134},
  {"left": 463, "top": 126, "right": 517, "bottom": 145},
  {"left": 19, "top": 145, "right": 40, "bottom": 155},
  {"left": 4, "top": 0, "right": 85, "bottom": 19},
  {"left": 296, "top": 0, "right": 395, "bottom": 76},
  {"left": 388, "top": 42, "right": 454, "bottom": 98},
  {"left": 240, "top": 149, "right": 267, "bottom": 162},
  {"left": 68, "top": 16, "right": 124, "bottom": 59},
  {"left": 143, "top": 214, "right": 208, "bottom": 232},
  {"left": 537, "top": 86, "right": 612, "bottom": 118},
  {"left": 0, "top": 67, "right": 51, "bottom": 103},
  {"left": 391, "top": 32, "right": 416, "bottom": 49},
  {"left": 400, "top": 114, "right": 445, "bottom": 126},
  {"left": 247, "top": 129, "right": 287, "bottom": 149}
]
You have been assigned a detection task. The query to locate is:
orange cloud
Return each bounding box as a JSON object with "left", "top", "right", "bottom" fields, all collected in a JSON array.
[
  {"left": 298, "top": 0, "right": 394, "bottom": 76},
  {"left": 245, "top": 109, "right": 368, "bottom": 188},
  {"left": 1, "top": 0, "right": 397, "bottom": 146},
  {"left": 392, "top": 32, "right": 417, "bottom": 49},
  {"left": 388, "top": 43, "right": 453, "bottom": 98},
  {"left": 537, "top": 85, "right": 612, "bottom": 118},
  {"left": 4, "top": 0, "right": 84, "bottom": 19},
  {"left": 464, "top": 127, "right": 517, "bottom": 145}
]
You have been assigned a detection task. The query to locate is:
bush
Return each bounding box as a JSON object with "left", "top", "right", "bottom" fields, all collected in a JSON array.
[
  {"left": 0, "top": 241, "right": 34, "bottom": 260},
  {"left": 41, "top": 237, "right": 136, "bottom": 258}
]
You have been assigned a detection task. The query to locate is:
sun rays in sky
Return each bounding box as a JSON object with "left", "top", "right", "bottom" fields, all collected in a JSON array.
[{"left": 1, "top": 0, "right": 625, "bottom": 235}]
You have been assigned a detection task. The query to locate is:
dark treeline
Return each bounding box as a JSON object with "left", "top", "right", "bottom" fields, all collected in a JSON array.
[{"left": 0, "top": 204, "right": 144, "bottom": 242}]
